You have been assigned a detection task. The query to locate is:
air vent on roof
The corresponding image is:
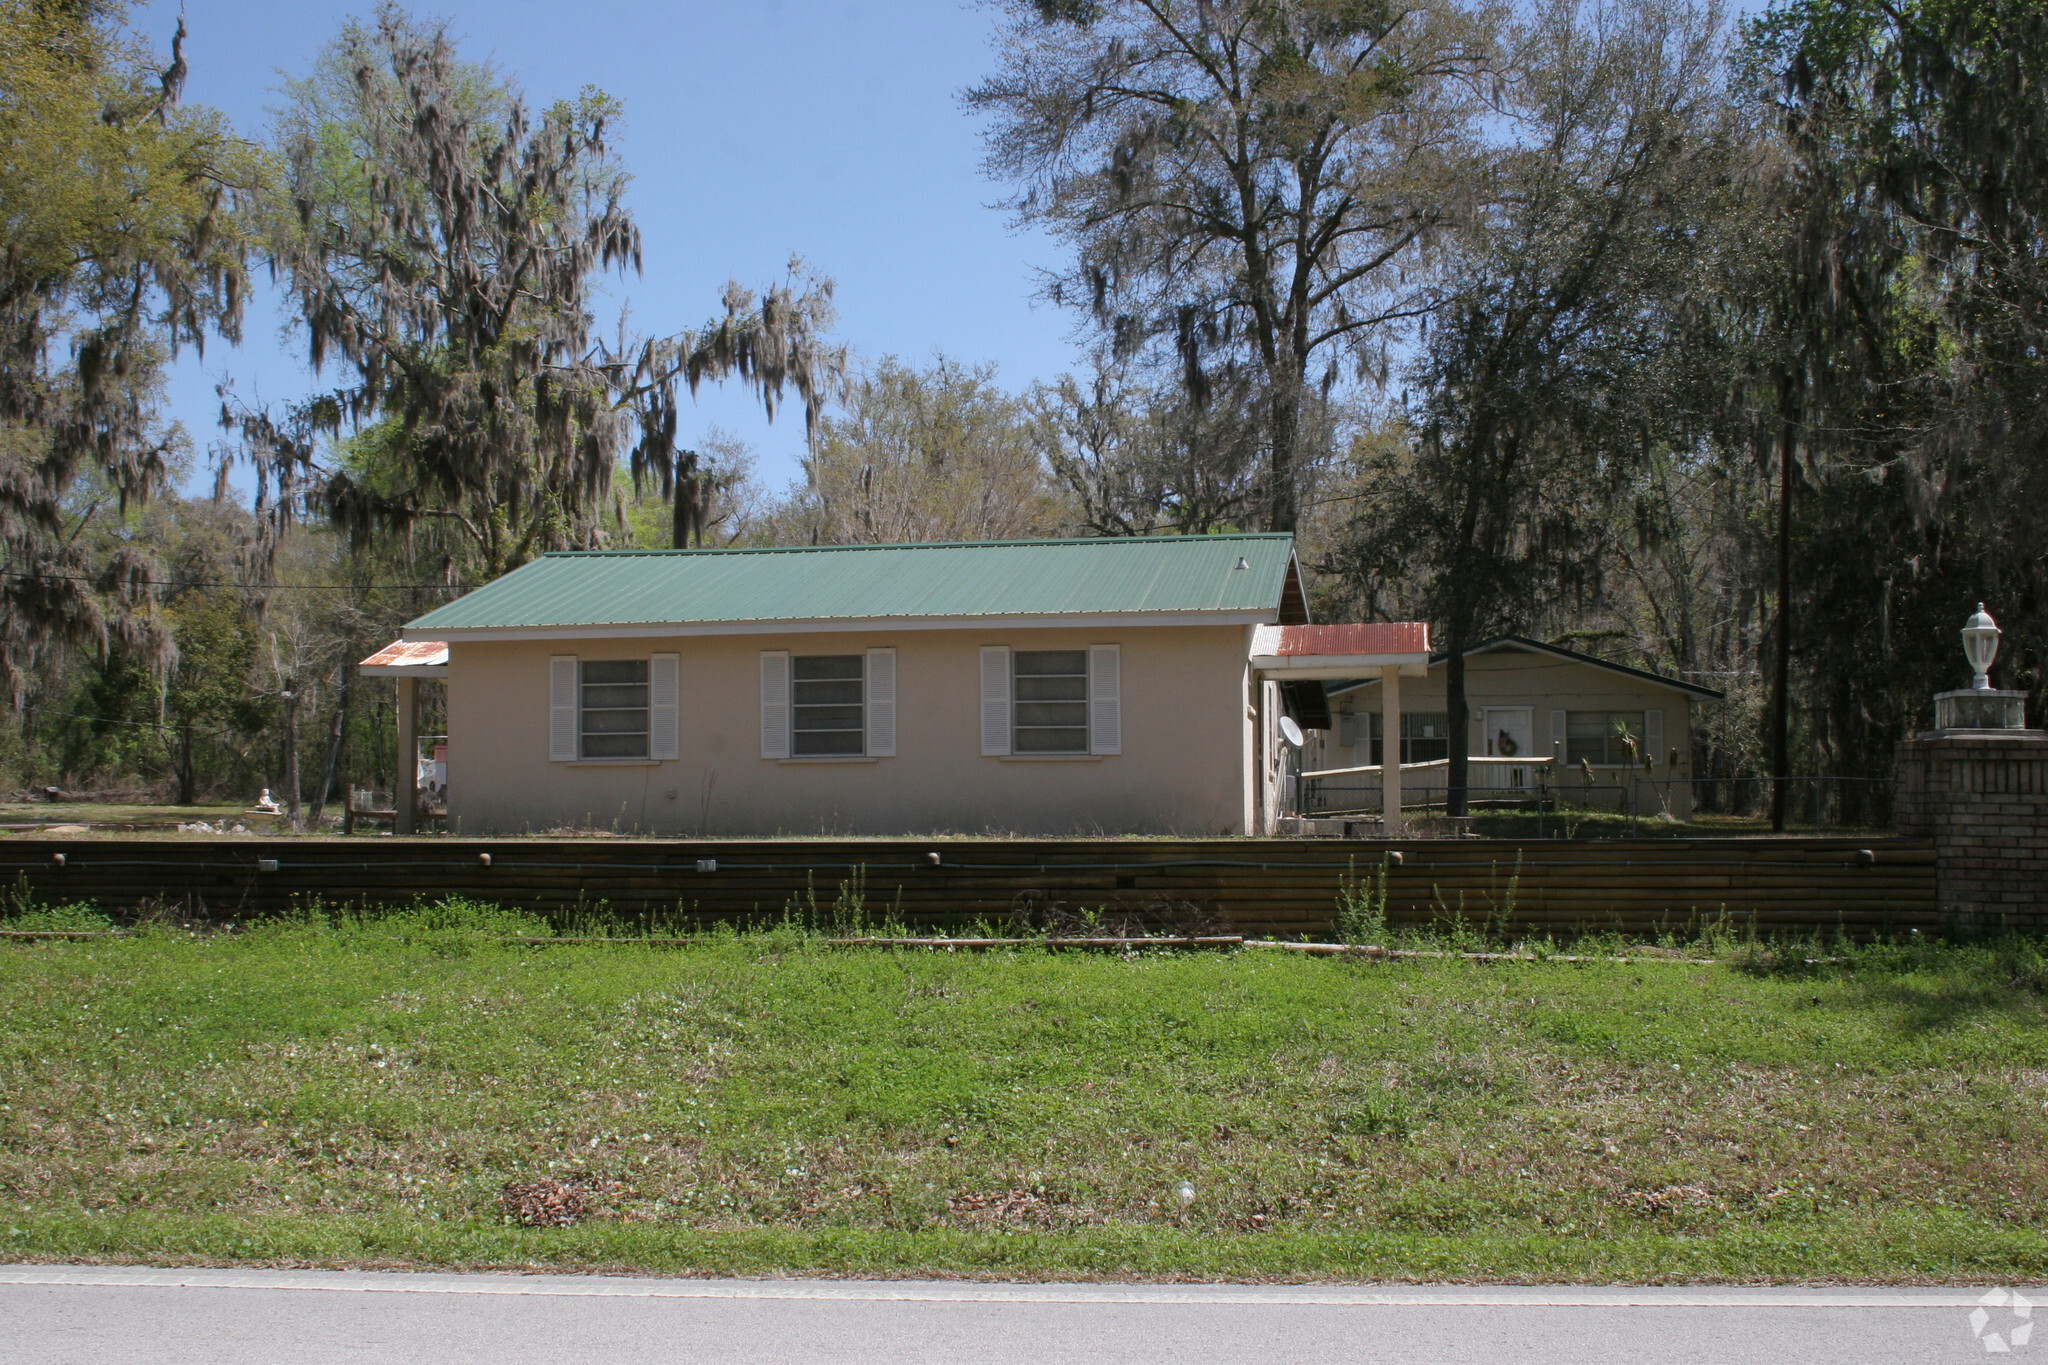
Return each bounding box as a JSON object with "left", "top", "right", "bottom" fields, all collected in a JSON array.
[{"left": 1233, "top": 556, "right": 1249, "bottom": 570}]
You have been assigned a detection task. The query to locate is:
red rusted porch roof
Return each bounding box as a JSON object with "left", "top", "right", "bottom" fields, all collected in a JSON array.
[
  {"left": 1249, "top": 622, "right": 1431, "bottom": 678},
  {"left": 1257, "top": 623, "right": 1430, "bottom": 656},
  {"left": 357, "top": 640, "right": 449, "bottom": 675}
]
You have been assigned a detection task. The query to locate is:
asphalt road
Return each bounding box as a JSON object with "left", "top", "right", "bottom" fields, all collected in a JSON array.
[{"left": 0, "top": 1267, "right": 2026, "bottom": 1364}]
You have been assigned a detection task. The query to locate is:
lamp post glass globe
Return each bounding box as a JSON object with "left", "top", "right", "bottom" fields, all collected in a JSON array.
[{"left": 1963, "top": 604, "right": 2001, "bottom": 691}]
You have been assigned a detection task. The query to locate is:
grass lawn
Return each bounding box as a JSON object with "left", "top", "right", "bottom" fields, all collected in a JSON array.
[
  {"left": 3, "top": 904, "right": 2046, "bottom": 1282},
  {"left": 0, "top": 803, "right": 267, "bottom": 831}
]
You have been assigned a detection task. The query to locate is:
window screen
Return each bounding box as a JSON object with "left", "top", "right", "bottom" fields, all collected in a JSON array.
[
  {"left": 792, "top": 655, "right": 865, "bottom": 756},
  {"left": 1369, "top": 712, "right": 1449, "bottom": 765},
  {"left": 1013, "top": 650, "right": 1088, "bottom": 754},
  {"left": 1566, "top": 711, "right": 1645, "bottom": 766},
  {"left": 580, "top": 660, "right": 650, "bottom": 758}
]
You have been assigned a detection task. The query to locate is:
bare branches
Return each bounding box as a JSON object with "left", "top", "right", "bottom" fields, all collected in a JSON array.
[
  {"left": 1034, "top": 357, "right": 1280, "bottom": 535},
  {"left": 752, "top": 357, "right": 1055, "bottom": 546},
  {"left": 971, "top": 0, "right": 1498, "bottom": 530}
]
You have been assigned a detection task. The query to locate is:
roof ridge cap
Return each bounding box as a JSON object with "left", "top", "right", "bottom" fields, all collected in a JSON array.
[{"left": 537, "top": 532, "right": 1295, "bottom": 559}]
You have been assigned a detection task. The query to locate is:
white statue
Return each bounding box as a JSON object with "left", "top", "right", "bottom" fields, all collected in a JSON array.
[{"left": 255, "top": 788, "right": 282, "bottom": 814}]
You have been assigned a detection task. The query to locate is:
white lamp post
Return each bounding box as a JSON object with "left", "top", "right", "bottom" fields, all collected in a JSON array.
[
  {"left": 1963, "top": 603, "right": 2000, "bottom": 691},
  {"left": 1932, "top": 603, "right": 2025, "bottom": 732}
]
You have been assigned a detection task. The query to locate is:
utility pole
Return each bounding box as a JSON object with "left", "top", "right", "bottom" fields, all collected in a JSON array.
[
  {"left": 281, "top": 683, "right": 303, "bottom": 833},
  {"left": 1769, "top": 384, "right": 1796, "bottom": 833}
]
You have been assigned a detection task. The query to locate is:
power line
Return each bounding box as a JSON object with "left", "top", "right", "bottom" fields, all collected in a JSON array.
[
  {"left": 1, "top": 569, "right": 451, "bottom": 592},
  {"left": 14, "top": 706, "right": 253, "bottom": 742}
]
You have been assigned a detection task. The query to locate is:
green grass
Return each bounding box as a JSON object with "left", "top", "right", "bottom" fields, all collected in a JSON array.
[{"left": 3, "top": 902, "right": 2046, "bottom": 1282}]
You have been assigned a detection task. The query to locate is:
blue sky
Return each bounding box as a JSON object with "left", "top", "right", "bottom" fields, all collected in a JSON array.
[{"left": 159, "top": 0, "right": 1076, "bottom": 497}]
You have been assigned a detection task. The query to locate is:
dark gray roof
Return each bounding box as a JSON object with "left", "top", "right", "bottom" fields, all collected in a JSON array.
[{"left": 1325, "top": 635, "right": 1724, "bottom": 701}]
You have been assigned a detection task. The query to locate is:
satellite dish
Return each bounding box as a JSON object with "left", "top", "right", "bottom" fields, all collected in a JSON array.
[{"left": 1278, "top": 716, "right": 1305, "bottom": 749}]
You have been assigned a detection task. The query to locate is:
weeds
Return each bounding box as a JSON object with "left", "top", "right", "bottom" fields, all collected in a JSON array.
[
  {"left": 782, "top": 865, "right": 888, "bottom": 938},
  {"left": 1, "top": 876, "right": 113, "bottom": 932},
  {"left": 1335, "top": 856, "right": 1389, "bottom": 946}
]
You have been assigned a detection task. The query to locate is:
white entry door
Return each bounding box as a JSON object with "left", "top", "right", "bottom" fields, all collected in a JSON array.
[{"left": 1483, "top": 707, "right": 1535, "bottom": 789}]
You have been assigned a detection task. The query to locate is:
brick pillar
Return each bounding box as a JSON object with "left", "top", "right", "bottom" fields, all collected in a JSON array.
[{"left": 1895, "top": 731, "right": 2048, "bottom": 931}]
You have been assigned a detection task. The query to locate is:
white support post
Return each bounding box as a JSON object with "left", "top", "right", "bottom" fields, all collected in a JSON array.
[
  {"left": 1256, "top": 679, "right": 1274, "bottom": 835},
  {"left": 1381, "top": 664, "right": 1403, "bottom": 837},
  {"left": 396, "top": 675, "right": 418, "bottom": 837}
]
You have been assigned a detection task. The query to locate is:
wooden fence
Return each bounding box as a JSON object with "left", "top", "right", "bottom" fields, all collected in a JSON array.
[{"left": 0, "top": 835, "right": 1935, "bottom": 938}]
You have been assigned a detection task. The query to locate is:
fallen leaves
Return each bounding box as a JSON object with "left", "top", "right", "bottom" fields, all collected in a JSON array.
[
  {"left": 499, "top": 1175, "right": 632, "bottom": 1227},
  {"left": 1616, "top": 1184, "right": 1718, "bottom": 1215},
  {"left": 948, "top": 1188, "right": 1053, "bottom": 1229}
]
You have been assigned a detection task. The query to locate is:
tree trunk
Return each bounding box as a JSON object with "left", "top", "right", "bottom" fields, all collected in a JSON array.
[
  {"left": 1769, "top": 385, "right": 1796, "bottom": 833},
  {"left": 177, "top": 719, "right": 195, "bottom": 806},
  {"left": 1266, "top": 380, "right": 1302, "bottom": 532},
  {"left": 1446, "top": 645, "right": 1470, "bottom": 818},
  {"left": 307, "top": 669, "right": 351, "bottom": 827}
]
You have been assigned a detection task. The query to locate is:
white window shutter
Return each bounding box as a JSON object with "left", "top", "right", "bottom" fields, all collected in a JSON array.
[
  {"left": 1646, "top": 708, "right": 1664, "bottom": 763},
  {"left": 550, "top": 655, "right": 578, "bottom": 762},
  {"left": 649, "top": 653, "right": 681, "bottom": 761},
  {"left": 866, "top": 647, "right": 896, "bottom": 757},
  {"left": 1089, "top": 644, "right": 1121, "bottom": 755},
  {"left": 1550, "top": 709, "right": 1566, "bottom": 759},
  {"left": 980, "top": 646, "right": 1011, "bottom": 756},
  {"left": 760, "top": 651, "right": 790, "bottom": 759}
]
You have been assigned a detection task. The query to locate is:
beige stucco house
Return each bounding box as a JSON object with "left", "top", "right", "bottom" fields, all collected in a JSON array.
[
  {"left": 367, "top": 535, "right": 1441, "bottom": 837},
  {"left": 362, "top": 539, "right": 1714, "bottom": 834},
  {"left": 1309, "top": 637, "right": 1723, "bottom": 818}
]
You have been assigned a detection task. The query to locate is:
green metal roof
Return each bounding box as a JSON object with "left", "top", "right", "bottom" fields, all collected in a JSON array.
[{"left": 405, "top": 535, "right": 1301, "bottom": 634}]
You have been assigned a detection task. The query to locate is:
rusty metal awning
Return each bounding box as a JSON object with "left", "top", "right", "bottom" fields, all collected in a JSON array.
[
  {"left": 357, "top": 639, "right": 448, "bottom": 676},
  {"left": 1250, "top": 623, "right": 1430, "bottom": 678}
]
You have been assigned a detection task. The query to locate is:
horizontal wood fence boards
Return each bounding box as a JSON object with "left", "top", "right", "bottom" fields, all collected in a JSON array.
[{"left": 0, "top": 836, "right": 1936, "bottom": 938}]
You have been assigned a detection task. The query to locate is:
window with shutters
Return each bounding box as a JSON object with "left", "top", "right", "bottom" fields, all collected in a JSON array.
[
  {"left": 580, "top": 660, "right": 650, "bottom": 758},
  {"left": 792, "top": 654, "right": 865, "bottom": 756},
  {"left": 1013, "top": 649, "right": 1088, "bottom": 753},
  {"left": 1565, "top": 710, "right": 1645, "bottom": 766}
]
